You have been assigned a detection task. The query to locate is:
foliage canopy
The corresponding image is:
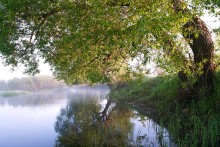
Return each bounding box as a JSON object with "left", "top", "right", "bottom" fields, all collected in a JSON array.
[{"left": 0, "top": 0, "right": 219, "bottom": 84}]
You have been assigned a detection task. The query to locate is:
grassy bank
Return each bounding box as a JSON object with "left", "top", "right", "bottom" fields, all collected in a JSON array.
[{"left": 110, "top": 74, "right": 220, "bottom": 147}]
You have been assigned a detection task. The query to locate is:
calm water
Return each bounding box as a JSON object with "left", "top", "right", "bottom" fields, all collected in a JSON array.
[{"left": 0, "top": 86, "right": 175, "bottom": 147}]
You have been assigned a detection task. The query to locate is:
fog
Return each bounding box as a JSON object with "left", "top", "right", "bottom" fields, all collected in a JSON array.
[{"left": 0, "top": 85, "right": 110, "bottom": 107}]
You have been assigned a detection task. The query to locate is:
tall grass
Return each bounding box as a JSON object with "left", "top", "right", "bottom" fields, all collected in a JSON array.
[
  {"left": 110, "top": 73, "right": 220, "bottom": 147},
  {"left": 110, "top": 76, "right": 179, "bottom": 103}
]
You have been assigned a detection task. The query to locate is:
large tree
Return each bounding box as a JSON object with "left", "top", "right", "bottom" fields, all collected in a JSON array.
[
  {"left": 0, "top": 0, "right": 219, "bottom": 98},
  {"left": 172, "top": 0, "right": 216, "bottom": 99}
]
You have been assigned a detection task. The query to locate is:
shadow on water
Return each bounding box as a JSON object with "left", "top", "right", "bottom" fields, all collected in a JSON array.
[{"left": 55, "top": 86, "right": 176, "bottom": 147}]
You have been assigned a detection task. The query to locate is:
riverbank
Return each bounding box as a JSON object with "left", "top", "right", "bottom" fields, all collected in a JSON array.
[{"left": 110, "top": 74, "right": 220, "bottom": 147}]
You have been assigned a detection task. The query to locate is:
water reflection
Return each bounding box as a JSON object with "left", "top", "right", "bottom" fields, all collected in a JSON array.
[
  {"left": 0, "top": 91, "right": 68, "bottom": 147},
  {"left": 0, "top": 90, "right": 68, "bottom": 107},
  {"left": 55, "top": 88, "right": 175, "bottom": 147},
  {"left": 55, "top": 99, "right": 133, "bottom": 146},
  {"left": 0, "top": 86, "right": 174, "bottom": 147}
]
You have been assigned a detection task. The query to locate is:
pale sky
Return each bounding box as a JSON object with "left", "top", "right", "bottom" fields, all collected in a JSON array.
[
  {"left": 201, "top": 12, "right": 220, "bottom": 31},
  {"left": 0, "top": 14, "right": 219, "bottom": 81},
  {"left": 0, "top": 59, "right": 52, "bottom": 81}
]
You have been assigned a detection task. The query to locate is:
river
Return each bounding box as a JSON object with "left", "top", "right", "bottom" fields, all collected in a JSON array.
[{"left": 0, "top": 85, "right": 175, "bottom": 147}]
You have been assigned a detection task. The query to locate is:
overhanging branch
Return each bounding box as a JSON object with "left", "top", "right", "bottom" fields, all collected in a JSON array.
[{"left": 30, "top": 8, "right": 61, "bottom": 43}]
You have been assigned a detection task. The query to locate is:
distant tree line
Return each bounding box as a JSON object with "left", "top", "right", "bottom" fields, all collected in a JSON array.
[{"left": 0, "top": 76, "right": 66, "bottom": 91}]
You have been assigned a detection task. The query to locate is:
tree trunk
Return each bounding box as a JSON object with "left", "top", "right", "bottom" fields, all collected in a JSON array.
[
  {"left": 173, "top": 0, "right": 215, "bottom": 100},
  {"left": 183, "top": 17, "right": 215, "bottom": 96}
]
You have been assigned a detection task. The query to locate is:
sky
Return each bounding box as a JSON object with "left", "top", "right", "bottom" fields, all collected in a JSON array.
[
  {"left": 0, "top": 59, "right": 52, "bottom": 81},
  {"left": 201, "top": 13, "right": 220, "bottom": 33},
  {"left": 0, "top": 13, "right": 219, "bottom": 81}
]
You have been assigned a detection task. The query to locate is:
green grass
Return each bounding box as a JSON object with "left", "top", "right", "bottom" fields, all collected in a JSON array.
[
  {"left": 110, "top": 73, "right": 220, "bottom": 147},
  {"left": 0, "top": 91, "right": 30, "bottom": 97},
  {"left": 110, "top": 76, "right": 179, "bottom": 112}
]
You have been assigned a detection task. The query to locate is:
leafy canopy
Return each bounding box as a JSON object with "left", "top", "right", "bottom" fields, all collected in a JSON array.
[{"left": 0, "top": 0, "right": 219, "bottom": 84}]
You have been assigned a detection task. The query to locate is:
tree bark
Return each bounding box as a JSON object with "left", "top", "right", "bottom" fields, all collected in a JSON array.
[
  {"left": 173, "top": 0, "right": 215, "bottom": 100},
  {"left": 183, "top": 17, "right": 215, "bottom": 96}
]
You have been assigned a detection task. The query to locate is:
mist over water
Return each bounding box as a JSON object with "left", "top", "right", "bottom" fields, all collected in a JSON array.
[{"left": 0, "top": 85, "right": 174, "bottom": 147}]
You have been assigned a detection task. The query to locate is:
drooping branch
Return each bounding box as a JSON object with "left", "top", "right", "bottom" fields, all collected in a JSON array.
[{"left": 30, "top": 8, "right": 61, "bottom": 43}]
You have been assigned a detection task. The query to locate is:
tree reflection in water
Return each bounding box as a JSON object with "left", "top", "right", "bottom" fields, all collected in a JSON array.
[
  {"left": 54, "top": 88, "right": 174, "bottom": 147},
  {"left": 54, "top": 97, "right": 134, "bottom": 147}
]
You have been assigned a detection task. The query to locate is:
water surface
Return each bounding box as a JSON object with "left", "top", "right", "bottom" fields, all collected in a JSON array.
[{"left": 0, "top": 86, "right": 174, "bottom": 147}]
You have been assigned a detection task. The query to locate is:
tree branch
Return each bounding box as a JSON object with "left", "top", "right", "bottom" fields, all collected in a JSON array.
[{"left": 30, "top": 8, "right": 61, "bottom": 43}]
